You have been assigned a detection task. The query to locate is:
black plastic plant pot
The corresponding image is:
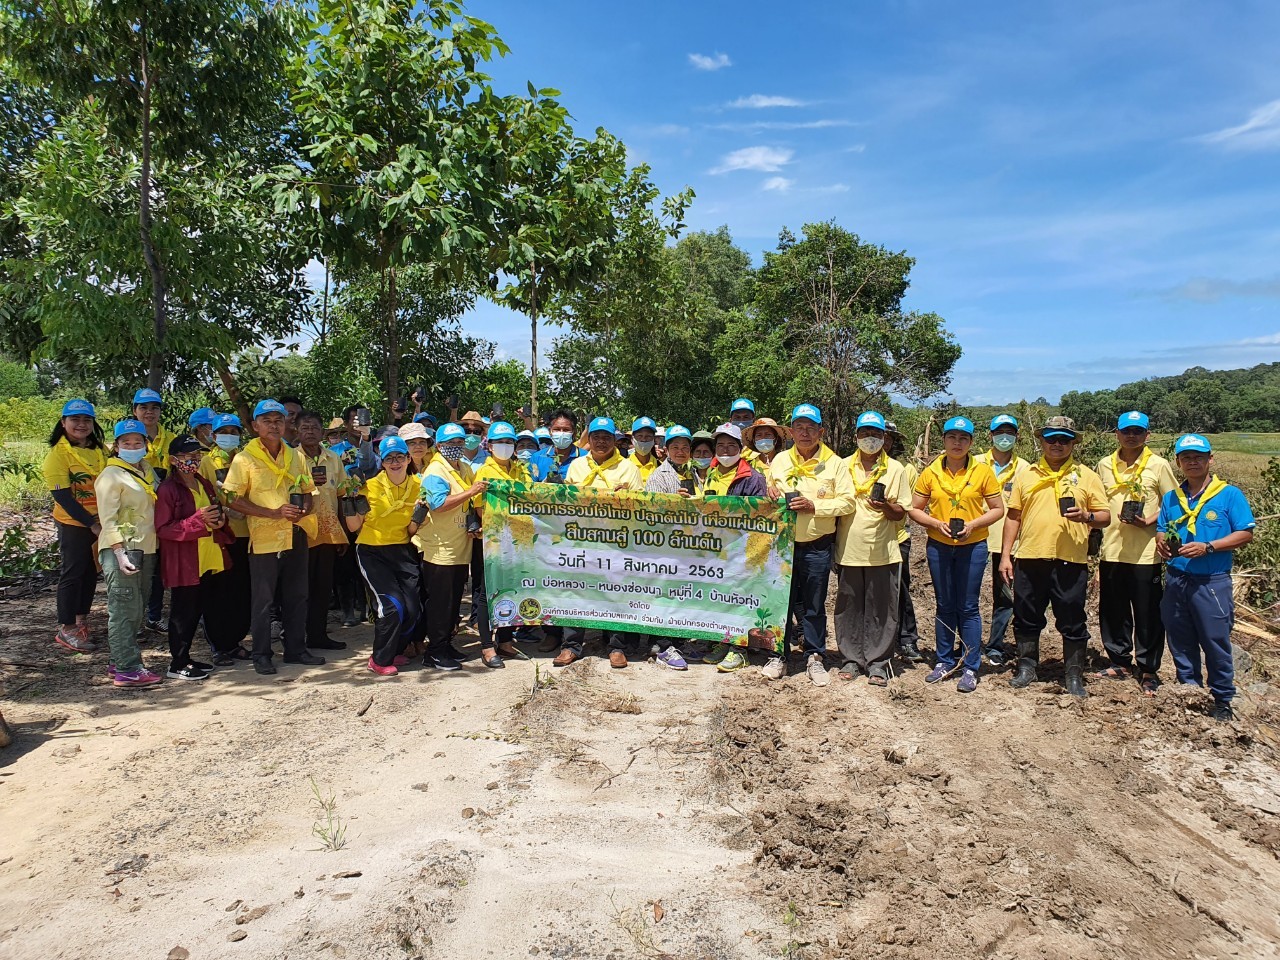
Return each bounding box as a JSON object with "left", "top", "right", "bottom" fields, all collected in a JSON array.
[
  {"left": 339, "top": 497, "right": 357, "bottom": 517},
  {"left": 411, "top": 502, "right": 429, "bottom": 524},
  {"left": 289, "top": 493, "right": 306, "bottom": 509},
  {"left": 1165, "top": 533, "right": 1181, "bottom": 555},
  {"left": 355, "top": 407, "right": 373, "bottom": 427},
  {"left": 870, "top": 482, "right": 887, "bottom": 503},
  {"left": 681, "top": 479, "right": 698, "bottom": 496},
  {"left": 311, "top": 466, "right": 328, "bottom": 487},
  {"left": 125, "top": 548, "right": 144, "bottom": 569},
  {"left": 1058, "top": 496, "right": 1076, "bottom": 517},
  {"left": 949, "top": 517, "right": 965, "bottom": 538},
  {"left": 784, "top": 490, "right": 800, "bottom": 507},
  {"left": 215, "top": 468, "right": 228, "bottom": 484},
  {"left": 1121, "top": 500, "right": 1143, "bottom": 522},
  {"left": 466, "top": 508, "right": 481, "bottom": 534},
  {"left": 353, "top": 494, "right": 371, "bottom": 515}
]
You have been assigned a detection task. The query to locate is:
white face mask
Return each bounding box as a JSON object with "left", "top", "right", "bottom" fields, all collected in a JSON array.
[
  {"left": 633, "top": 440, "right": 654, "bottom": 456},
  {"left": 490, "top": 442, "right": 515, "bottom": 461},
  {"left": 551, "top": 431, "right": 574, "bottom": 450},
  {"left": 992, "top": 434, "right": 1017, "bottom": 452},
  {"left": 117, "top": 446, "right": 147, "bottom": 464},
  {"left": 754, "top": 438, "right": 775, "bottom": 453},
  {"left": 717, "top": 453, "right": 740, "bottom": 469},
  {"left": 516, "top": 447, "right": 536, "bottom": 462},
  {"left": 857, "top": 436, "right": 885, "bottom": 455}
]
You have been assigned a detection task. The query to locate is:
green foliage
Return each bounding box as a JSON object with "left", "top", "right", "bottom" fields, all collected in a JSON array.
[
  {"left": 0, "top": 396, "right": 125, "bottom": 441},
  {"left": 1237, "top": 458, "right": 1280, "bottom": 606},
  {"left": 0, "top": 512, "right": 57, "bottom": 581},
  {"left": 0, "top": 356, "right": 38, "bottom": 398}
]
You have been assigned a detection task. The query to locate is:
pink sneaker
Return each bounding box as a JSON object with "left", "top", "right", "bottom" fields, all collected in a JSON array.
[
  {"left": 113, "top": 668, "right": 162, "bottom": 688},
  {"left": 367, "top": 657, "right": 398, "bottom": 677},
  {"left": 106, "top": 663, "right": 118, "bottom": 679},
  {"left": 392, "top": 655, "right": 410, "bottom": 666}
]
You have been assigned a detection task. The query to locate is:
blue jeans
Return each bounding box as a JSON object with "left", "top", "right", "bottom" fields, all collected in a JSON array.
[
  {"left": 926, "top": 538, "right": 987, "bottom": 673},
  {"left": 788, "top": 536, "right": 834, "bottom": 658},
  {"left": 1162, "top": 570, "right": 1235, "bottom": 703}
]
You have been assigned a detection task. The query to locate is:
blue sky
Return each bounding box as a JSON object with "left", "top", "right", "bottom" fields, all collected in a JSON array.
[{"left": 412, "top": 1, "right": 1280, "bottom": 405}]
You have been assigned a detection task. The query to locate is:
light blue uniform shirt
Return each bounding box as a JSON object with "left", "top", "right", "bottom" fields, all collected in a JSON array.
[{"left": 1157, "top": 482, "right": 1255, "bottom": 576}]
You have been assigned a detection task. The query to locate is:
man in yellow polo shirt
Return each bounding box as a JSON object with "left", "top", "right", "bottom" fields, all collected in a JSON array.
[
  {"left": 1095, "top": 410, "right": 1178, "bottom": 693},
  {"left": 223, "top": 399, "right": 323, "bottom": 676},
  {"left": 628, "top": 417, "right": 661, "bottom": 483},
  {"left": 974, "top": 414, "right": 1030, "bottom": 667},
  {"left": 769, "top": 403, "right": 856, "bottom": 686},
  {"left": 1000, "top": 416, "right": 1110, "bottom": 698}
]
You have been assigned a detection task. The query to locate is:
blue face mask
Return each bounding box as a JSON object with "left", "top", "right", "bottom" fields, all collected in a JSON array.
[
  {"left": 992, "top": 434, "right": 1017, "bottom": 452},
  {"left": 214, "top": 434, "right": 240, "bottom": 451},
  {"left": 516, "top": 448, "right": 535, "bottom": 462},
  {"left": 692, "top": 456, "right": 712, "bottom": 470},
  {"left": 117, "top": 446, "right": 147, "bottom": 464},
  {"left": 464, "top": 435, "right": 482, "bottom": 452}
]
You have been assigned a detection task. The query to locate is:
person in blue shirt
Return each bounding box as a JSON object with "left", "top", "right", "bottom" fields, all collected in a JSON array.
[
  {"left": 1156, "top": 434, "right": 1256, "bottom": 721},
  {"left": 535, "top": 427, "right": 552, "bottom": 455},
  {"left": 528, "top": 409, "right": 582, "bottom": 483},
  {"left": 728, "top": 398, "right": 756, "bottom": 431}
]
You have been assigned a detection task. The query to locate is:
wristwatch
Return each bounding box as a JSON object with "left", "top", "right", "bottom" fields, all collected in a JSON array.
[
  {"left": 1205, "top": 542, "right": 1217, "bottom": 554},
  {"left": 1087, "top": 512, "right": 1094, "bottom": 523}
]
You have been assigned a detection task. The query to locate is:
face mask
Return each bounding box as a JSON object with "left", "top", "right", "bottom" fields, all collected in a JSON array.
[
  {"left": 214, "top": 434, "right": 240, "bottom": 451},
  {"left": 440, "top": 445, "right": 464, "bottom": 462},
  {"left": 551, "top": 431, "right": 574, "bottom": 450},
  {"left": 692, "top": 457, "right": 712, "bottom": 470},
  {"left": 633, "top": 440, "right": 654, "bottom": 456},
  {"left": 117, "top": 447, "right": 147, "bottom": 464},
  {"left": 516, "top": 448, "right": 535, "bottom": 462},
  {"left": 718, "top": 453, "right": 740, "bottom": 469},
  {"left": 491, "top": 442, "right": 515, "bottom": 461},
  {"left": 857, "top": 436, "right": 885, "bottom": 455},
  {"left": 464, "top": 435, "right": 481, "bottom": 452},
  {"left": 172, "top": 459, "right": 201, "bottom": 475},
  {"left": 754, "top": 438, "right": 776, "bottom": 453},
  {"left": 992, "top": 434, "right": 1017, "bottom": 452}
]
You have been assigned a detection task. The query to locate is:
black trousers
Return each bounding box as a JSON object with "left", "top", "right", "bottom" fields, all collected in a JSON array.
[
  {"left": 307, "top": 544, "right": 338, "bottom": 645},
  {"left": 55, "top": 521, "right": 98, "bottom": 625},
  {"left": 1012, "top": 558, "right": 1090, "bottom": 646},
  {"left": 168, "top": 575, "right": 225, "bottom": 669},
  {"left": 147, "top": 542, "right": 165, "bottom": 622},
  {"left": 896, "top": 539, "right": 919, "bottom": 645},
  {"left": 421, "top": 561, "right": 468, "bottom": 655},
  {"left": 357, "top": 543, "right": 422, "bottom": 666},
  {"left": 248, "top": 527, "right": 309, "bottom": 660},
  {"left": 205, "top": 537, "right": 252, "bottom": 652},
  {"left": 335, "top": 525, "right": 365, "bottom": 618},
  {"left": 1099, "top": 561, "right": 1165, "bottom": 674}
]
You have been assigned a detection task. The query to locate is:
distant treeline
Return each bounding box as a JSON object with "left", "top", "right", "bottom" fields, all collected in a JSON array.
[{"left": 1059, "top": 363, "right": 1280, "bottom": 433}]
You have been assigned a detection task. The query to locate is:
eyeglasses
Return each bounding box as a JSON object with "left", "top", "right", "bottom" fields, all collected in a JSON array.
[
  {"left": 1043, "top": 437, "right": 1074, "bottom": 446},
  {"left": 382, "top": 454, "right": 409, "bottom": 465}
]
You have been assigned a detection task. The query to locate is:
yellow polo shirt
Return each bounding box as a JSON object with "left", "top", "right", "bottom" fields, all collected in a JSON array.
[
  {"left": 974, "top": 451, "right": 1030, "bottom": 556},
  {"left": 222, "top": 438, "right": 318, "bottom": 554},
  {"left": 1095, "top": 449, "right": 1178, "bottom": 564},
  {"left": 1007, "top": 460, "right": 1108, "bottom": 564},
  {"left": 301, "top": 446, "right": 348, "bottom": 547},
  {"left": 565, "top": 451, "right": 643, "bottom": 490},
  {"left": 629, "top": 453, "right": 660, "bottom": 484},
  {"left": 914, "top": 455, "right": 1002, "bottom": 546},
  {"left": 356, "top": 471, "right": 417, "bottom": 547},
  {"left": 896, "top": 461, "right": 918, "bottom": 545},
  {"left": 769, "top": 444, "right": 856, "bottom": 544},
  {"left": 412, "top": 453, "right": 471, "bottom": 566},
  {"left": 837, "top": 454, "right": 911, "bottom": 566},
  {"left": 199, "top": 449, "right": 249, "bottom": 539},
  {"left": 43, "top": 438, "right": 108, "bottom": 526},
  {"left": 471, "top": 456, "right": 531, "bottom": 509},
  {"left": 143, "top": 424, "right": 177, "bottom": 474}
]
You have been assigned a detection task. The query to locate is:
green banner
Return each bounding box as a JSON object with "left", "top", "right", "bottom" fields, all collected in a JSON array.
[{"left": 481, "top": 480, "right": 796, "bottom": 652}]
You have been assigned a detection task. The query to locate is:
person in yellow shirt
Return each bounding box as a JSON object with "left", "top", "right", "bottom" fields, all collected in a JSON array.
[
  {"left": 768, "top": 404, "right": 856, "bottom": 686},
  {"left": 628, "top": 417, "right": 661, "bottom": 482},
  {"left": 222, "top": 399, "right": 322, "bottom": 676},
  {"left": 909, "top": 417, "right": 1005, "bottom": 693},
  {"left": 555, "top": 416, "right": 642, "bottom": 669},
  {"left": 297, "top": 411, "right": 349, "bottom": 653},
  {"left": 345, "top": 435, "right": 422, "bottom": 677},
  {"left": 469, "top": 421, "right": 531, "bottom": 668},
  {"left": 742, "top": 417, "right": 788, "bottom": 474},
  {"left": 43, "top": 398, "right": 108, "bottom": 653},
  {"left": 830, "top": 411, "right": 911, "bottom": 687},
  {"left": 132, "top": 388, "right": 175, "bottom": 631},
  {"left": 884, "top": 421, "right": 924, "bottom": 663},
  {"left": 199, "top": 414, "right": 253, "bottom": 662},
  {"left": 973, "top": 414, "right": 1030, "bottom": 667},
  {"left": 1095, "top": 411, "right": 1178, "bottom": 694},
  {"left": 1000, "top": 416, "right": 1111, "bottom": 697}
]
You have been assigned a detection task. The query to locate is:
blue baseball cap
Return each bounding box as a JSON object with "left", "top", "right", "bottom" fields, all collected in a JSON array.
[
  {"left": 487, "top": 421, "right": 518, "bottom": 442},
  {"left": 378, "top": 435, "right": 409, "bottom": 458},
  {"left": 1174, "top": 434, "right": 1212, "bottom": 455},
  {"left": 535, "top": 427, "right": 551, "bottom": 441},
  {"left": 436, "top": 422, "right": 466, "bottom": 444},
  {"left": 212, "top": 413, "right": 242, "bottom": 432},
  {"left": 631, "top": 416, "right": 657, "bottom": 433},
  {"left": 132, "top": 388, "right": 163, "bottom": 406},
  {"left": 413, "top": 411, "right": 438, "bottom": 427},
  {"left": 253, "top": 398, "right": 288, "bottom": 419},
  {"left": 588, "top": 416, "right": 616, "bottom": 435},
  {"left": 943, "top": 416, "right": 975, "bottom": 436},
  {"left": 790, "top": 403, "right": 822, "bottom": 425},
  {"left": 856, "top": 411, "right": 886, "bottom": 431},
  {"left": 61, "top": 398, "right": 96, "bottom": 418},
  {"left": 1117, "top": 411, "right": 1150, "bottom": 431},
  {"left": 113, "top": 418, "right": 148, "bottom": 440},
  {"left": 990, "top": 414, "right": 1019, "bottom": 431},
  {"left": 731, "top": 398, "right": 755, "bottom": 414},
  {"left": 187, "top": 406, "right": 215, "bottom": 429},
  {"left": 664, "top": 424, "right": 692, "bottom": 443}
]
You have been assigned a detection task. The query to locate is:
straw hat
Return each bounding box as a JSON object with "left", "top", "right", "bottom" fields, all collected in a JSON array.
[
  {"left": 459, "top": 410, "right": 485, "bottom": 429},
  {"left": 742, "top": 417, "right": 791, "bottom": 446},
  {"left": 326, "top": 417, "right": 345, "bottom": 432}
]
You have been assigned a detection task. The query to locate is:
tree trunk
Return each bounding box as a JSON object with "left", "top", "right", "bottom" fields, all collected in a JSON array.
[
  {"left": 138, "top": 14, "right": 167, "bottom": 390},
  {"left": 320, "top": 258, "right": 329, "bottom": 345},
  {"left": 529, "top": 262, "right": 538, "bottom": 420},
  {"left": 384, "top": 265, "right": 399, "bottom": 421},
  {"left": 214, "top": 358, "right": 252, "bottom": 428}
]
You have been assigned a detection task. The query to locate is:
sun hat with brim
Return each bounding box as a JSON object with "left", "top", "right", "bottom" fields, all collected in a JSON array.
[
  {"left": 1036, "top": 415, "right": 1078, "bottom": 439},
  {"left": 1174, "top": 434, "right": 1212, "bottom": 456},
  {"left": 943, "top": 416, "right": 974, "bottom": 436},
  {"left": 436, "top": 422, "right": 466, "bottom": 444},
  {"left": 253, "top": 398, "right": 288, "bottom": 419},
  {"left": 326, "top": 417, "right": 345, "bottom": 432},
  {"left": 665, "top": 425, "right": 692, "bottom": 444},
  {"left": 487, "top": 421, "right": 518, "bottom": 442},
  {"left": 990, "top": 414, "right": 1019, "bottom": 431},
  {"left": 213, "top": 414, "right": 242, "bottom": 433},
  {"left": 742, "top": 417, "right": 790, "bottom": 446},
  {"left": 187, "top": 407, "right": 215, "bottom": 429},
  {"left": 113, "top": 418, "right": 148, "bottom": 440},
  {"left": 132, "top": 388, "right": 163, "bottom": 406},
  {"left": 168, "top": 434, "right": 203, "bottom": 456},
  {"left": 588, "top": 416, "right": 617, "bottom": 435},
  {"left": 883, "top": 420, "right": 903, "bottom": 438},
  {"left": 690, "top": 430, "right": 716, "bottom": 449},
  {"left": 1117, "top": 411, "right": 1149, "bottom": 431},
  {"left": 61, "top": 398, "right": 96, "bottom": 418},
  {"left": 459, "top": 410, "right": 485, "bottom": 429},
  {"left": 790, "top": 403, "right": 822, "bottom": 425},
  {"left": 856, "top": 411, "right": 887, "bottom": 431},
  {"left": 378, "top": 435, "right": 409, "bottom": 458},
  {"left": 399, "top": 423, "right": 433, "bottom": 443}
]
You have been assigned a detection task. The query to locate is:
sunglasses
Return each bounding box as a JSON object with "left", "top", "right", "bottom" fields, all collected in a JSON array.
[{"left": 1043, "top": 436, "right": 1074, "bottom": 445}]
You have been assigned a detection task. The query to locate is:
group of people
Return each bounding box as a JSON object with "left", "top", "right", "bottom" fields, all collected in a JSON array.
[{"left": 41, "top": 390, "right": 1256, "bottom": 720}]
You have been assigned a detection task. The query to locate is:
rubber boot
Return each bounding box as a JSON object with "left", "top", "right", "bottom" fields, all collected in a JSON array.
[
  {"left": 1063, "top": 640, "right": 1089, "bottom": 698},
  {"left": 1010, "top": 634, "right": 1039, "bottom": 689}
]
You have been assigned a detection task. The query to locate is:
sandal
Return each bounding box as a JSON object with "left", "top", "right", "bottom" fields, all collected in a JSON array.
[
  {"left": 212, "top": 652, "right": 235, "bottom": 666},
  {"left": 481, "top": 650, "right": 505, "bottom": 669},
  {"left": 867, "top": 675, "right": 888, "bottom": 687},
  {"left": 1140, "top": 674, "right": 1159, "bottom": 697},
  {"left": 1096, "top": 665, "right": 1130, "bottom": 680},
  {"left": 229, "top": 645, "right": 252, "bottom": 661}
]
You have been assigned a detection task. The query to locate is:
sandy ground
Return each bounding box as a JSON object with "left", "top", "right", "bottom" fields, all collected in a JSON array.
[{"left": 3, "top": 531, "right": 1280, "bottom": 959}]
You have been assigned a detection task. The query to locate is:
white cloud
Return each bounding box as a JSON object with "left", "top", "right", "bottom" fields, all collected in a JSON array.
[
  {"left": 1161, "top": 276, "right": 1280, "bottom": 302},
  {"left": 709, "top": 119, "right": 853, "bottom": 132},
  {"left": 844, "top": 143, "right": 867, "bottom": 153},
  {"left": 762, "top": 177, "right": 793, "bottom": 192},
  {"left": 729, "top": 94, "right": 804, "bottom": 109},
  {"left": 709, "top": 146, "right": 794, "bottom": 174},
  {"left": 688, "top": 51, "right": 731, "bottom": 71},
  {"left": 1198, "top": 99, "right": 1280, "bottom": 150}
]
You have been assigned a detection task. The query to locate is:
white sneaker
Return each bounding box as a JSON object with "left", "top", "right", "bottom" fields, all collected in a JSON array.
[
  {"left": 761, "top": 657, "right": 787, "bottom": 681},
  {"left": 806, "top": 654, "right": 830, "bottom": 687}
]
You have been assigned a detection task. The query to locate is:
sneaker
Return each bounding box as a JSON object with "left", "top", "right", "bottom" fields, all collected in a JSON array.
[
  {"left": 718, "top": 649, "right": 748, "bottom": 673},
  {"left": 188, "top": 660, "right": 214, "bottom": 672},
  {"left": 146, "top": 619, "right": 168, "bottom": 633},
  {"left": 925, "top": 664, "right": 952, "bottom": 684},
  {"left": 957, "top": 669, "right": 979, "bottom": 693},
  {"left": 424, "top": 653, "right": 462, "bottom": 671},
  {"left": 106, "top": 663, "right": 118, "bottom": 678},
  {"left": 761, "top": 657, "right": 787, "bottom": 681},
  {"left": 1210, "top": 701, "right": 1234, "bottom": 722},
  {"left": 898, "top": 640, "right": 926, "bottom": 663},
  {"left": 657, "top": 646, "right": 688, "bottom": 670},
  {"left": 392, "top": 655, "right": 410, "bottom": 667},
  {"left": 113, "top": 668, "right": 163, "bottom": 688},
  {"left": 806, "top": 654, "right": 830, "bottom": 687},
  {"left": 985, "top": 648, "right": 1005, "bottom": 667},
  {"left": 166, "top": 664, "right": 210, "bottom": 681},
  {"left": 253, "top": 657, "right": 277, "bottom": 676},
  {"left": 703, "top": 643, "right": 730, "bottom": 665},
  {"left": 269, "top": 620, "right": 283, "bottom": 641},
  {"left": 54, "top": 627, "right": 95, "bottom": 653},
  {"left": 367, "top": 657, "right": 398, "bottom": 677},
  {"left": 680, "top": 642, "right": 708, "bottom": 663},
  {"left": 448, "top": 643, "right": 476, "bottom": 662},
  {"left": 282, "top": 653, "right": 325, "bottom": 666}
]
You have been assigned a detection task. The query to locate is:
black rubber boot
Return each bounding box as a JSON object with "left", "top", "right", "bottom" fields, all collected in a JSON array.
[
  {"left": 1063, "top": 640, "right": 1089, "bottom": 698},
  {"left": 1010, "top": 635, "right": 1039, "bottom": 689}
]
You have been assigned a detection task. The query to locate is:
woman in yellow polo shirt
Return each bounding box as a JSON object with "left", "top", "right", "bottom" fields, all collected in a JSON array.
[
  {"left": 199, "top": 414, "right": 253, "bottom": 663},
  {"left": 469, "top": 421, "right": 530, "bottom": 668},
  {"left": 43, "top": 399, "right": 108, "bottom": 653},
  {"left": 345, "top": 435, "right": 422, "bottom": 677},
  {"left": 908, "top": 416, "right": 1004, "bottom": 692}
]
